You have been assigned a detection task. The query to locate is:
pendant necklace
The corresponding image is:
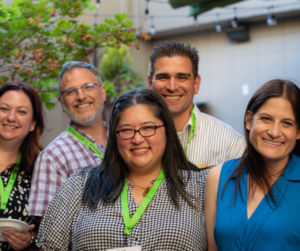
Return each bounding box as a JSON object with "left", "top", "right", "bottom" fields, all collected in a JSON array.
[{"left": 128, "top": 178, "right": 152, "bottom": 197}]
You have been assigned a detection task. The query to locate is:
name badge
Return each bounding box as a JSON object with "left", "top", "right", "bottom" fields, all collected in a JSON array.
[{"left": 107, "top": 246, "right": 142, "bottom": 251}]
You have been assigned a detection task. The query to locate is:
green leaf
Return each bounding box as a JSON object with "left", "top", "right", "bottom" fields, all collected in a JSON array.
[
  {"left": 45, "top": 101, "right": 56, "bottom": 110},
  {"left": 89, "top": 6, "right": 97, "bottom": 11},
  {"left": 122, "top": 19, "right": 133, "bottom": 27}
]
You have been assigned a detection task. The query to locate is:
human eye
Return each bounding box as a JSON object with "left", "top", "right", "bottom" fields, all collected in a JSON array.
[
  {"left": 83, "top": 83, "right": 95, "bottom": 91},
  {"left": 18, "top": 110, "right": 27, "bottom": 115},
  {"left": 0, "top": 106, "right": 8, "bottom": 112},
  {"left": 142, "top": 126, "right": 155, "bottom": 131},
  {"left": 156, "top": 75, "right": 169, "bottom": 81},
  {"left": 178, "top": 76, "right": 188, "bottom": 81},
  {"left": 261, "top": 116, "right": 271, "bottom": 122},
  {"left": 65, "top": 88, "right": 77, "bottom": 96},
  {"left": 283, "top": 121, "right": 294, "bottom": 127}
]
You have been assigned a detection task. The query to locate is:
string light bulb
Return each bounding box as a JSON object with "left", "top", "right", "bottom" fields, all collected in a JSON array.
[
  {"left": 267, "top": 7, "right": 277, "bottom": 26},
  {"left": 96, "top": 0, "right": 100, "bottom": 9},
  {"left": 145, "top": 0, "right": 150, "bottom": 20},
  {"left": 150, "top": 16, "right": 155, "bottom": 35},
  {"left": 194, "top": 14, "right": 198, "bottom": 27},
  {"left": 231, "top": 7, "right": 238, "bottom": 28},
  {"left": 215, "top": 14, "right": 222, "bottom": 32}
]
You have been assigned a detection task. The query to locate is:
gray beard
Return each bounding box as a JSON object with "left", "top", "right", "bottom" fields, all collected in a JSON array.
[{"left": 63, "top": 102, "right": 104, "bottom": 127}]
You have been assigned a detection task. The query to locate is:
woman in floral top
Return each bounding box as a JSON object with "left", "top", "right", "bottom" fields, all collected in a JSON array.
[{"left": 0, "top": 82, "right": 44, "bottom": 251}]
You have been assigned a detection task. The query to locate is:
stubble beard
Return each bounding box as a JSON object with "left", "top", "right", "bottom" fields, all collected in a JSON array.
[{"left": 62, "top": 101, "right": 104, "bottom": 127}]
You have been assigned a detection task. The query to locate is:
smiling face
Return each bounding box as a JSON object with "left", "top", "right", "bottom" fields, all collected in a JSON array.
[
  {"left": 58, "top": 67, "right": 106, "bottom": 127},
  {"left": 246, "top": 97, "right": 300, "bottom": 167},
  {"left": 116, "top": 104, "right": 166, "bottom": 173},
  {"left": 0, "top": 90, "right": 35, "bottom": 145},
  {"left": 148, "top": 56, "right": 200, "bottom": 121}
]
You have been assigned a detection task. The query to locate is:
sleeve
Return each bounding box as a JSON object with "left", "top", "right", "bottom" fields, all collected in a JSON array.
[
  {"left": 36, "top": 171, "right": 85, "bottom": 251},
  {"left": 28, "top": 150, "right": 69, "bottom": 217},
  {"left": 227, "top": 132, "right": 246, "bottom": 161}
]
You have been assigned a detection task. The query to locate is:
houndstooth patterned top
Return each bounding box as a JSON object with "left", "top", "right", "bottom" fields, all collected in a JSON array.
[{"left": 37, "top": 167, "right": 209, "bottom": 251}]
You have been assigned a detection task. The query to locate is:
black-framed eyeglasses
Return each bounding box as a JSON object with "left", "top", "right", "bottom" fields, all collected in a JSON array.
[
  {"left": 116, "top": 125, "right": 164, "bottom": 140},
  {"left": 61, "top": 83, "right": 101, "bottom": 97}
]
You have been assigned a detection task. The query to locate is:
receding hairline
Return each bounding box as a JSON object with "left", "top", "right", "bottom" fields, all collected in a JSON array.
[{"left": 58, "top": 66, "right": 101, "bottom": 93}]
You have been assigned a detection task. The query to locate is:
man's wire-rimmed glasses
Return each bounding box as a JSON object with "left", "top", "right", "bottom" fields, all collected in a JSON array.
[
  {"left": 61, "top": 83, "right": 101, "bottom": 97},
  {"left": 116, "top": 125, "right": 165, "bottom": 140}
]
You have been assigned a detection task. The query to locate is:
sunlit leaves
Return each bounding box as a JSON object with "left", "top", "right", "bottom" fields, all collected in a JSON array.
[{"left": 0, "top": 0, "right": 137, "bottom": 109}]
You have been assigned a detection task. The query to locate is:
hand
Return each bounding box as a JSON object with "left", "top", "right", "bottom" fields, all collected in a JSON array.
[{"left": 2, "top": 224, "right": 35, "bottom": 250}]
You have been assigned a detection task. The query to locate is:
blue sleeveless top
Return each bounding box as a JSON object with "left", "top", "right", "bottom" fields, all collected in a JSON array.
[{"left": 214, "top": 153, "right": 300, "bottom": 251}]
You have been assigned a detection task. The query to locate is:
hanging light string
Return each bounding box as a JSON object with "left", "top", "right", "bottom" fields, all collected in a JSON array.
[
  {"left": 96, "top": 0, "right": 100, "bottom": 9},
  {"left": 215, "top": 13, "right": 222, "bottom": 33},
  {"left": 85, "top": 1, "right": 300, "bottom": 19}
]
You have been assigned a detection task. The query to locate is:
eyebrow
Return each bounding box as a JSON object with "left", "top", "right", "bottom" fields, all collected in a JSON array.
[
  {"left": 118, "top": 121, "right": 156, "bottom": 129},
  {"left": 0, "top": 103, "right": 29, "bottom": 109},
  {"left": 258, "top": 113, "right": 296, "bottom": 123},
  {"left": 154, "top": 72, "right": 191, "bottom": 78}
]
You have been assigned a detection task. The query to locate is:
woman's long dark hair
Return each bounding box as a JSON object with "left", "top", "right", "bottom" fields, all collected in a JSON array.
[
  {"left": 0, "top": 82, "right": 45, "bottom": 175},
  {"left": 82, "top": 88, "right": 201, "bottom": 210},
  {"left": 223, "top": 79, "right": 300, "bottom": 203}
]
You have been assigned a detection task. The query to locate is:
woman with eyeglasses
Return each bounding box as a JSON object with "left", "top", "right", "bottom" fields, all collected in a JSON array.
[
  {"left": 37, "top": 88, "right": 209, "bottom": 251},
  {"left": 205, "top": 79, "right": 300, "bottom": 251},
  {"left": 0, "top": 82, "right": 44, "bottom": 251}
]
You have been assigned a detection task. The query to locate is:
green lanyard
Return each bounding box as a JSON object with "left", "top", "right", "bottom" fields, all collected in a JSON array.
[
  {"left": 184, "top": 105, "right": 197, "bottom": 154},
  {"left": 67, "top": 125, "right": 104, "bottom": 159},
  {"left": 121, "top": 168, "right": 165, "bottom": 236},
  {"left": 0, "top": 154, "right": 21, "bottom": 210}
]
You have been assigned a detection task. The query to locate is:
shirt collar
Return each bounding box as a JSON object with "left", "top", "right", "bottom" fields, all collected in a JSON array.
[{"left": 69, "top": 120, "right": 108, "bottom": 144}]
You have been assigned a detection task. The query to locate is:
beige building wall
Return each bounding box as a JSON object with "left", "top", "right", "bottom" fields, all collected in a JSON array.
[
  {"left": 131, "top": 16, "right": 300, "bottom": 135},
  {"left": 40, "top": 1, "right": 300, "bottom": 146}
]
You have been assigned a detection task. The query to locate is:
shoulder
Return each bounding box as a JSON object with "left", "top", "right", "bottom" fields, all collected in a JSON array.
[
  {"left": 181, "top": 168, "right": 210, "bottom": 184},
  {"left": 59, "top": 166, "right": 95, "bottom": 192},
  {"left": 37, "top": 131, "right": 76, "bottom": 160},
  {"left": 206, "top": 158, "right": 241, "bottom": 184},
  {"left": 199, "top": 112, "right": 239, "bottom": 133}
]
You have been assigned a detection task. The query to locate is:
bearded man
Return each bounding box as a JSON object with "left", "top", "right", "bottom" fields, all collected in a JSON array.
[{"left": 29, "top": 61, "right": 107, "bottom": 219}]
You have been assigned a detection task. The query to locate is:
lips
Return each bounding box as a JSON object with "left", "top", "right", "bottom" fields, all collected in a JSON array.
[
  {"left": 164, "top": 95, "right": 181, "bottom": 100},
  {"left": 3, "top": 124, "right": 18, "bottom": 129},
  {"left": 264, "top": 139, "right": 283, "bottom": 146},
  {"left": 74, "top": 103, "right": 92, "bottom": 109},
  {"left": 131, "top": 147, "right": 149, "bottom": 153}
]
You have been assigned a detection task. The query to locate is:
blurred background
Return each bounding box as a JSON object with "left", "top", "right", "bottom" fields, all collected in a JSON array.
[{"left": 3, "top": 0, "right": 300, "bottom": 146}]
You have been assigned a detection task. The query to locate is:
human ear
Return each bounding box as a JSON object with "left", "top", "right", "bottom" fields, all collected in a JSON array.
[
  {"left": 296, "top": 128, "right": 300, "bottom": 140},
  {"left": 30, "top": 120, "right": 36, "bottom": 132},
  {"left": 148, "top": 75, "right": 153, "bottom": 89},
  {"left": 245, "top": 110, "right": 252, "bottom": 131},
  {"left": 194, "top": 75, "right": 201, "bottom": 95}
]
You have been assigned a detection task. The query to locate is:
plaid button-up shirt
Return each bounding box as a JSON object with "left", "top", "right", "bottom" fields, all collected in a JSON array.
[{"left": 28, "top": 122, "right": 106, "bottom": 217}]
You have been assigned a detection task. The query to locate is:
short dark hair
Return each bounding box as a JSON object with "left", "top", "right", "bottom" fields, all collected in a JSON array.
[
  {"left": 82, "top": 88, "right": 201, "bottom": 210},
  {"left": 224, "top": 79, "right": 300, "bottom": 204},
  {"left": 57, "top": 61, "right": 102, "bottom": 93},
  {"left": 149, "top": 42, "right": 199, "bottom": 79},
  {"left": 0, "top": 82, "right": 45, "bottom": 174}
]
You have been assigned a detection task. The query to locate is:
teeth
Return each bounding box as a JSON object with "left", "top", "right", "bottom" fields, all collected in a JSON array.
[
  {"left": 165, "top": 96, "right": 180, "bottom": 100},
  {"left": 264, "top": 139, "right": 282, "bottom": 145},
  {"left": 132, "top": 148, "right": 148, "bottom": 153},
  {"left": 4, "top": 125, "right": 17, "bottom": 129},
  {"left": 77, "top": 104, "right": 90, "bottom": 108}
]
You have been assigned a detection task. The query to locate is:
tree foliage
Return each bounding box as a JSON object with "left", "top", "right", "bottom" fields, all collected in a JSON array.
[
  {"left": 0, "top": 0, "right": 137, "bottom": 109},
  {"left": 99, "top": 44, "right": 144, "bottom": 99}
]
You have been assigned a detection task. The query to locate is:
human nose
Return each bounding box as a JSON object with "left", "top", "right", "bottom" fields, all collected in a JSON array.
[
  {"left": 131, "top": 130, "right": 145, "bottom": 144},
  {"left": 7, "top": 110, "right": 16, "bottom": 122},
  {"left": 76, "top": 87, "right": 87, "bottom": 100},
  {"left": 268, "top": 122, "right": 282, "bottom": 138},
  {"left": 166, "top": 77, "right": 179, "bottom": 92}
]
